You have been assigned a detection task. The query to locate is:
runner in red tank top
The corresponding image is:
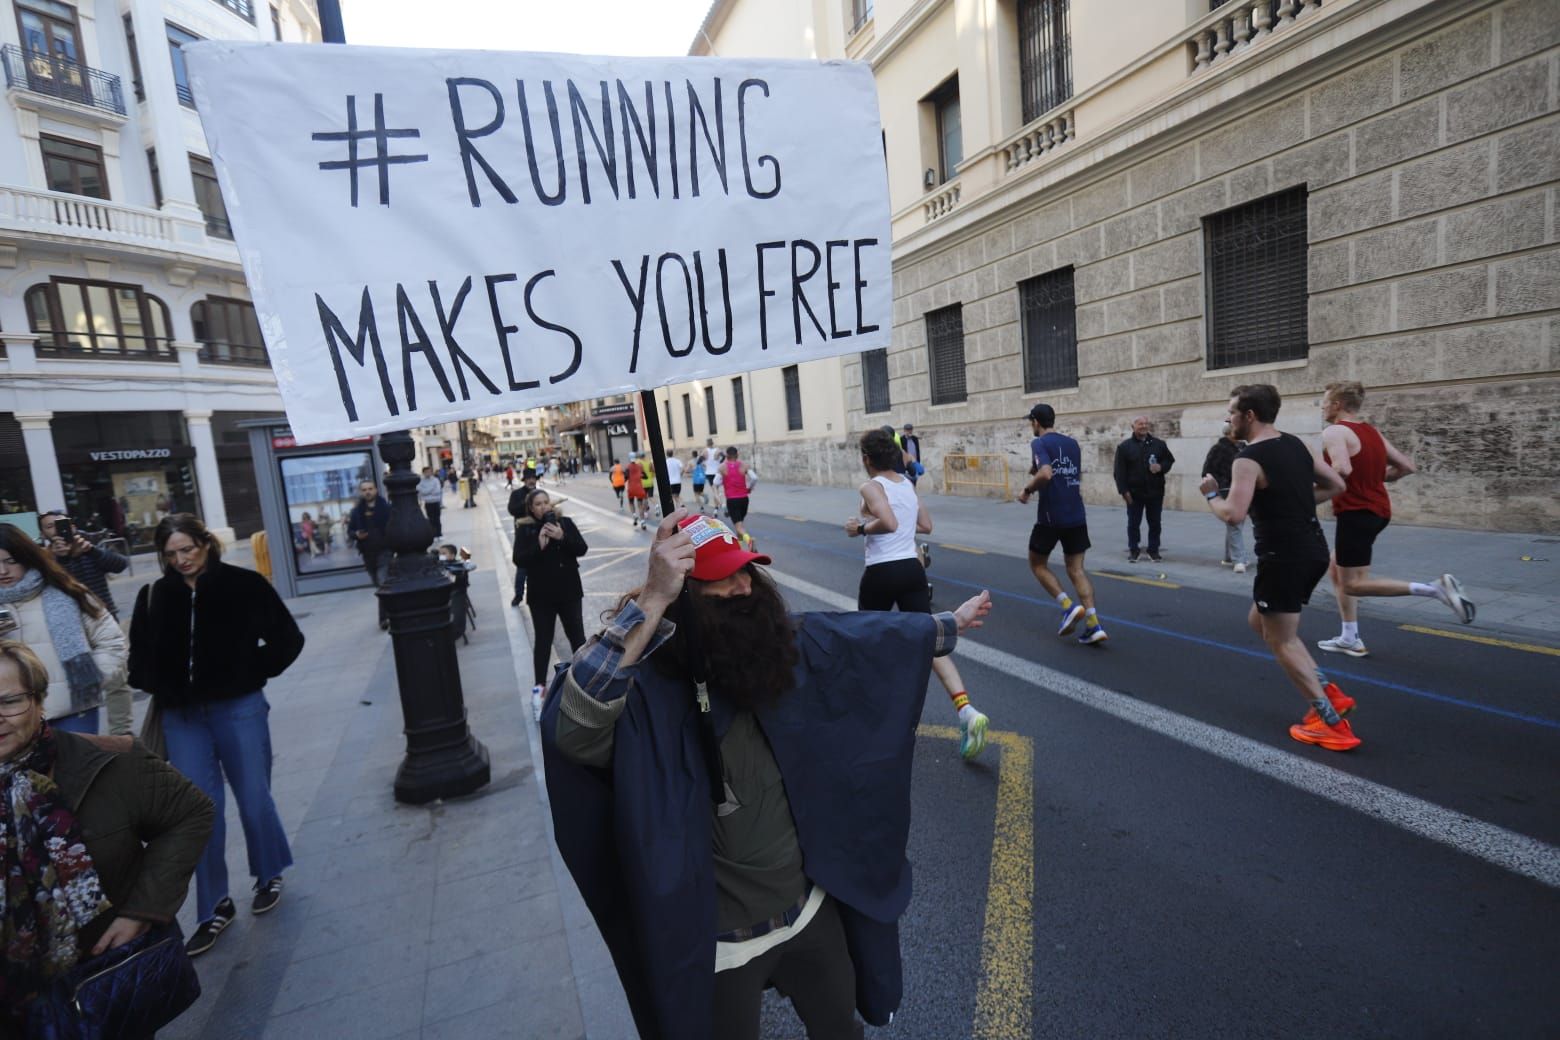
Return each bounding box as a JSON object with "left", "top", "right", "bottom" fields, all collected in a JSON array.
[{"left": 1317, "top": 382, "right": 1475, "bottom": 658}]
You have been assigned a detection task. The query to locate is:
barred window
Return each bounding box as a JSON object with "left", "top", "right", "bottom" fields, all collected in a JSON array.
[
  {"left": 732, "top": 377, "right": 747, "bottom": 432},
  {"left": 926, "top": 305, "right": 966, "bottom": 405},
  {"left": 1019, "top": 269, "right": 1078, "bottom": 392},
  {"left": 704, "top": 385, "right": 717, "bottom": 435},
  {"left": 1018, "top": 0, "right": 1072, "bottom": 124},
  {"left": 783, "top": 365, "right": 803, "bottom": 431},
  {"left": 1204, "top": 187, "right": 1309, "bottom": 370},
  {"left": 863, "top": 348, "right": 891, "bottom": 414}
]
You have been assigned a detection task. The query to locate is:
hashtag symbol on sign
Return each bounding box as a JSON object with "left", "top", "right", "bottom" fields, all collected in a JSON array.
[{"left": 311, "top": 93, "right": 429, "bottom": 207}]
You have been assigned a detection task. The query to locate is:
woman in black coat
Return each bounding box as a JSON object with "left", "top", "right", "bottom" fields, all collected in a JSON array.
[
  {"left": 512, "top": 490, "right": 588, "bottom": 693},
  {"left": 128, "top": 514, "right": 304, "bottom": 958}
]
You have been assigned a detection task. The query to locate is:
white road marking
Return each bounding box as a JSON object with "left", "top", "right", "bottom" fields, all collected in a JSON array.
[{"left": 768, "top": 568, "right": 1560, "bottom": 891}]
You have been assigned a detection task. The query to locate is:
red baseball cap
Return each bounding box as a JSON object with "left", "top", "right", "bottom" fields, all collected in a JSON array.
[{"left": 679, "top": 515, "right": 770, "bottom": 581}]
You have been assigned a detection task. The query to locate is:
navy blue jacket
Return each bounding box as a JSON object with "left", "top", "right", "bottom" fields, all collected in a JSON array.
[{"left": 540, "top": 609, "right": 939, "bottom": 1040}]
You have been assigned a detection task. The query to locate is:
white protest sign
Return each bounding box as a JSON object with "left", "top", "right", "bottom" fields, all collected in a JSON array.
[{"left": 185, "top": 42, "right": 892, "bottom": 444}]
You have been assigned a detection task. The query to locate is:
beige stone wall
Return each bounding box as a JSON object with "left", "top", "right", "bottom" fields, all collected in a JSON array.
[{"left": 843, "top": 0, "right": 1560, "bottom": 532}]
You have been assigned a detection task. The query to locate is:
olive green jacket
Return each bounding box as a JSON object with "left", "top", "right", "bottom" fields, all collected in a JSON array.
[{"left": 52, "top": 733, "right": 214, "bottom": 950}]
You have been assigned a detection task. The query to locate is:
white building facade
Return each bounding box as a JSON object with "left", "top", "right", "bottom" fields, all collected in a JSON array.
[{"left": 0, "top": 0, "right": 320, "bottom": 548}]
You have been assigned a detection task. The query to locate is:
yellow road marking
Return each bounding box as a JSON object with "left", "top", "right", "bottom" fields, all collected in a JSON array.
[
  {"left": 918, "top": 723, "right": 1034, "bottom": 1040},
  {"left": 940, "top": 543, "right": 989, "bottom": 555},
  {"left": 1399, "top": 625, "right": 1560, "bottom": 658},
  {"left": 1093, "top": 570, "right": 1179, "bottom": 589}
]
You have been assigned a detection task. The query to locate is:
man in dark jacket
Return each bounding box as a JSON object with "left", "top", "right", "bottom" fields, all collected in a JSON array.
[
  {"left": 506, "top": 470, "right": 540, "bottom": 605},
  {"left": 40, "top": 512, "right": 128, "bottom": 617},
  {"left": 1200, "top": 423, "right": 1249, "bottom": 571},
  {"left": 542, "top": 512, "right": 991, "bottom": 1040},
  {"left": 347, "top": 481, "right": 390, "bottom": 628},
  {"left": 1112, "top": 416, "right": 1175, "bottom": 562}
]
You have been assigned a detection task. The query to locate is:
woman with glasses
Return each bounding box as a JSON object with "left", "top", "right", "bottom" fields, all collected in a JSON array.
[
  {"left": 0, "top": 524, "right": 127, "bottom": 736},
  {"left": 128, "top": 514, "right": 305, "bottom": 958},
  {"left": 0, "top": 639, "right": 213, "bottom": 1035}
]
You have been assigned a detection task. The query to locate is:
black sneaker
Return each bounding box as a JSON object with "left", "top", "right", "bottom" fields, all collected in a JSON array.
[
  {"left": 1128, "top": 550, "right": 1140, "bottom": 563},
  {"left": 252, "top": 876, "right": 284, "bottom": 915},
  {"left": 186, "top": 897, "right": 236, "bottom": 956},
  {"left": 1148, "top": 552, "right": 1163, "bottom": 563}
]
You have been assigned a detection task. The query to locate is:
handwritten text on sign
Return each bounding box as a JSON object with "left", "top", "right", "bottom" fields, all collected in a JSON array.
[{"left": 186, "top": 43, "right": 892, "bottom": 443}]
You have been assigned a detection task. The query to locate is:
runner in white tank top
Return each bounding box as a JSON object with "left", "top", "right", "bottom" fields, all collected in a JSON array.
[
  {"left": 863, "top": 475, "right": 919, "bottom": 566},
  {"left": 846, "top": 429, "right": 991, "bottom": 761}
]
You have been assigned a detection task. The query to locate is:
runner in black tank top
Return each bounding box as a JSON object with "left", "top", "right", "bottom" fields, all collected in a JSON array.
[{"left": 1199, "top": 385, "right": 1361, "bottom": 751}]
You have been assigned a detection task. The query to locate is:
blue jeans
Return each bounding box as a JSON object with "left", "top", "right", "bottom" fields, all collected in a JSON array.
[
  {"left": 51, "top": 707, "right": 100, "bottom": 734},
  {"left": 1126, "top": 495, "right": 1163, "bottom": 553},
  {"left": 162, "top": 691, "right": 292, "bottom": 921}
]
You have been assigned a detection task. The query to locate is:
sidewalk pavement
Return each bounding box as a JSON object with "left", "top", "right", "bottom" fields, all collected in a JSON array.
[
  {"left": 552, "top": 474, "right": 1560, "bottom": 644},
  {"left": 97, "top": 488, "right": 630, "bottom": 1040}
]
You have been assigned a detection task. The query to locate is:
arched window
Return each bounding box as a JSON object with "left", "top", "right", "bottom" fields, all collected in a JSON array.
[{"left": 23, "top": 279, "right": 175, "bottom": 360}]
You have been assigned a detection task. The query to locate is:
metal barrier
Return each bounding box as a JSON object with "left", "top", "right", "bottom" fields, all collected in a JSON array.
[{"left": 942, "top": 454, "right": 1011, "bottom": 498}]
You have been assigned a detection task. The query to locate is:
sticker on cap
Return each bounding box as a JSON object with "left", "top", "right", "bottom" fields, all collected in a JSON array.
[{"left": 686, "top": 516, "right": 738, "bottom": 549}]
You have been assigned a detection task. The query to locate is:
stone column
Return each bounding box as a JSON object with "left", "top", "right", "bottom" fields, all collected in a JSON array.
[
  {"left": 183, "top": 409, "right": 233, "bottom": 542},
  {"left": 127, "top": 0, "right": 202, "bottom": 226},
  {"left": 16, "top": 412, "right": 66, "bottom": 513}
]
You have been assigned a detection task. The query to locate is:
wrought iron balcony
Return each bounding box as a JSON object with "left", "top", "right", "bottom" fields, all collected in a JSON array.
[
  {"left": 197, "top": 341, "right": 270, "bottom": 366},
  {"left": 211, "top": 0, "right": 257, "bottom": 23},
  {"left": 1, "top": 45, "right": 125, "bottom": 117}
]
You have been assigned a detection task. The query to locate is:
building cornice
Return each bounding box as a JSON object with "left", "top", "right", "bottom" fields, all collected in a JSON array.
[
  {"left": 892, "top": 0, "right": 1485, "bottom": 264},
  {"left": 865, "top": 0, "right": 952, "bottom": 70}
]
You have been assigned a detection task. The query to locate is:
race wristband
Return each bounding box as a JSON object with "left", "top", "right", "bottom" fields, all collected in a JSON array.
[{"left": 1205, "top": 491, "right": 1220, "bottom": 500}]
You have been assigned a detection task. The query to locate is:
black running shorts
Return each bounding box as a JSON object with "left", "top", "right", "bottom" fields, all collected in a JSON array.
[
  {"left": 1333, "top": 510, "right": 1390, "bottom": 568},
  {"left": 669, "top": 483, "right": 682, "bottom": 496},
  {"left": 1028, "top": 522, "right": 1091, "bottom": 558},
  {"left": 1252, "top": 556, "right": 1330, "bottom": 614},
  {"left": 858, "top": 557, "right": 932, "bottom": 614},
  {"left": 727, "top": 496, "right": 750, "bottom": 523}
]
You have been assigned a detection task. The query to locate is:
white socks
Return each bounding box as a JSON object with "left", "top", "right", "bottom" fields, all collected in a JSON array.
[
  {"left": 1340, "top": 621, "right": 1358, "bottom": 641},
  {"left": 958, "top": 704, "right": 979, "bottom": 724},
  {"left": 1409, "top": 582, "right": 1439, "bottom": 599}
]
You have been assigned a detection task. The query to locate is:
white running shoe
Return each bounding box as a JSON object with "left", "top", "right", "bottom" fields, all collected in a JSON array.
[
  {"left": 1233, "top": 562, "right": 1247, "bottom": 574},
  {"left": 1434, "top": 574, "right": 1476, "bottom": 624},
  {"left": 1317, "top": 635, "right": 1369, "bottom": 658}
]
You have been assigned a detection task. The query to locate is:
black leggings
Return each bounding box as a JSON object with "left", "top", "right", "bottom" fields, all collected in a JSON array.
[
  {"left": 527, "top": 598, "right": 587, "bottom": 686},
  {"left": 857, "top": 557, "right": 931, "bottom": 613}
]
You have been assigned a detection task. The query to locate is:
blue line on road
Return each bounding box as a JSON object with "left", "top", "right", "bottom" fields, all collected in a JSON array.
[{"left": 754, "top": 526, "right": 1560, "bottom": 732}]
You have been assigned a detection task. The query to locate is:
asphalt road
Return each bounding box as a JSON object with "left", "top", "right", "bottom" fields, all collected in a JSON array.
[{"left": 509, "top": 482, "right": 1560, "bottom": 1039}]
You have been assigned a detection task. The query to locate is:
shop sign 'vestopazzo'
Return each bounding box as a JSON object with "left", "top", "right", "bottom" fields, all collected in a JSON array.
[{"left": 186, "top": 42, "right": 892, "bottom": 444}]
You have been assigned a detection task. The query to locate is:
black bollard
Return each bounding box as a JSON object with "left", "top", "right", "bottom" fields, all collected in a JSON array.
[{"left": 377, "top": 429, "right": 490, "bottom": 804}]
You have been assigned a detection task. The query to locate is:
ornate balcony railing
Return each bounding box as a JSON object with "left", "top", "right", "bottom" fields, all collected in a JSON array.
[
  {"left": 924, "top": 181, "right": 961, "bottom": 223},
  {"left": 1, "top": 44, "right": 125, "bottom": 116},
  {"left": 1189, "top": 1, "right": 1325, "bottom": 74},
  {"left": 0, "top": 185, "right": 176, "bottom": 245},
  {"left": 999, "top": 107, "right": 1075, "bottom": 175}
]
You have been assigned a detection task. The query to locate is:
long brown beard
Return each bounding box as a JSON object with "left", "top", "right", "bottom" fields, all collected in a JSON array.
[{"left": 655, "top": 566, "right": 799, "bottom": 711}]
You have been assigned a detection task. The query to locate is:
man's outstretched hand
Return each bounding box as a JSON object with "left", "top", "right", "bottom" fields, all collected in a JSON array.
[{"left": 953, "top": 590, "right": 992, "bottom": 633}]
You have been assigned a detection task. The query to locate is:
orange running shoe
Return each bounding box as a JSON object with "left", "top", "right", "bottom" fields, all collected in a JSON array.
[
  {"left": 1301, "top": 682, "right": 1356, "bottom": 725},
  {"left": 1289, "top": 715, "right": 1361, "bottom": 751}
]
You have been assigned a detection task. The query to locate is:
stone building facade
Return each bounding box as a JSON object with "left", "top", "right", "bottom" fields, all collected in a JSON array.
[{"left": 841, "top": 0, "right": 1558, "bottom": 532}]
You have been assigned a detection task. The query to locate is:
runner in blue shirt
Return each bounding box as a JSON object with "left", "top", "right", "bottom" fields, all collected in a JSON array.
[{"left": 1017, "top": 404, "right": 1107, "bottom": 645}]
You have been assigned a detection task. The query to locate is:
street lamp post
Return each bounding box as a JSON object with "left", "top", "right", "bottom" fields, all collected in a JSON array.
[{"left": 377, "top": 429, "right": 490, "bottom": 804}]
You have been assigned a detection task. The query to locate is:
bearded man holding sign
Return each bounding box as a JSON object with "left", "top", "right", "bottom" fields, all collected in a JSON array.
[{"left": 543, "top": 512, "right": 991, "bottom": 1038}]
